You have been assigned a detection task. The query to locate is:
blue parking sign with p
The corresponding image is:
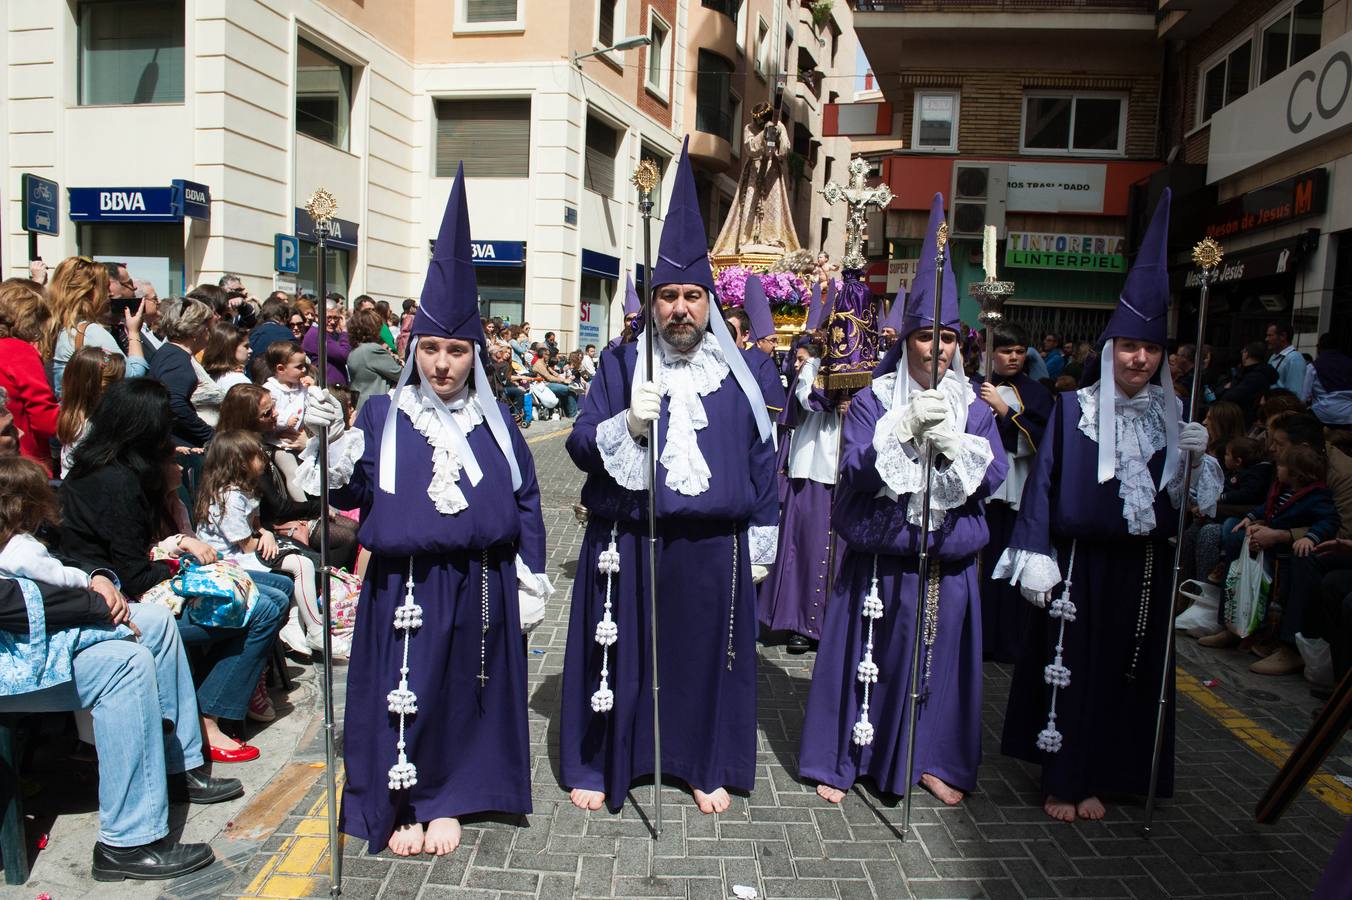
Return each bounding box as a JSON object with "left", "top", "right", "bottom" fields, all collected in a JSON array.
[{"left": 275, "top": 234, "right": 300, "bottom": 274}]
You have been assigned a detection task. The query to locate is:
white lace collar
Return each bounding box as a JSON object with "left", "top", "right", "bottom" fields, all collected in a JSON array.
[
  {"left": 650, "top": 336, "right": 730, "bottom": 496},
  {"left": 396, "top": 385, "right": 484, "bottom": 515},
  {"left": 1077, "top": 381, "right": 1168, "bottom": 535}
]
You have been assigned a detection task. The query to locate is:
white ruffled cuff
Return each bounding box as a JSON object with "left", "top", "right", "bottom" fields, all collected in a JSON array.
[
  {"left": 596, "top": 411, "right": 647, "bottom": 491},
  {"left": 873, "top": 407, "right": 925, "bottom": 497},
  {"left": 515, "top": 554, "right": 555, "bottom": 634},
  {"left": 297, "top": 428, "right": 365, "bottom": 494},
  {"left": 1185, "top": 454, "right": 1224, "bottom": 518},
  {"left": 749, "top": 524, "right": 778, "bottom": 565},
  {"left": 993, "top": 547, "right": 1061, "bottom": 605},
  {"left": 874, "top": 415, "right": 995, "bottom": 530}
]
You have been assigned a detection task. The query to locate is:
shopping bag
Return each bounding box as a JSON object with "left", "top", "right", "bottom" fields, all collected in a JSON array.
[
  {"left": 326, "top": 568, "right": 361, "bottom": 659},
  {"left": 1222, "top": 535, "right": 1270, "bottom": 639},
  {"left": 1175, "top": 578, "right": 1221, "bottom": 637}
]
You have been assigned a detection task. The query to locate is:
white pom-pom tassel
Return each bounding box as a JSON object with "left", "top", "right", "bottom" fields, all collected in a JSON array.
[
  {"left": 597, "top": 544, "right": 621, "bottom": 575},
  {"left": 1050, "top": 597, "right": 1077, "bottom": 622},
  {"left": 394, "top": 601, "right": 423, "bottom": 630},
  {"left": 594, "top": 616, "right": 617, "bottom": 646},
  {"left": 856, "top": 655, "right": 879, "bottom": 684},
  {"left": 1036, "top": 725, "right": 1063, "bottom": 754},
  {"left": 388, "top": 757, "right": 418, "bottom": 790},
  {"left": 1043, "top": 662, "right": 1071, "bottom": 688},
  {"left": 590, "top": 680, "right": 615, "bottom": 712},
  {"left": 387, "top": 683, "right": 418, "bottom": 715},
  {"left": 852, "top": 713, "right": 875, "bottom": 747},
  {"left": 861, "top": 592, "right": 883, "bottom": 620}
]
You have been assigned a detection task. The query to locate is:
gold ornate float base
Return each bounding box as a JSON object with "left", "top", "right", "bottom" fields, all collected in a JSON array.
[{"left": 710, "top": 252, "right": 782, "bottom": 274}]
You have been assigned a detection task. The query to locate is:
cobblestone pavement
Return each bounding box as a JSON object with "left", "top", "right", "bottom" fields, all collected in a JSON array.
[{"left": 200, "top": 420, "right": 1352, "bottom": 900}]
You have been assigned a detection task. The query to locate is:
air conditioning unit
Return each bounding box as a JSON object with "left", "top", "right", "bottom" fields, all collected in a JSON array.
[{"left": 949, "top": 163, "right": 1007, "bottom": 238}]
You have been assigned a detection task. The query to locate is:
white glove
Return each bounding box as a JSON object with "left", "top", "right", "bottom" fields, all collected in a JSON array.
[
  {"left": 302, "top": 387, "right": 344, "bottom": 439},
  {"left": 751, "top": 564, "right": 770, "bottom": 584},
  {"left": 929, "top": 426, "right": 964, "bottom": 462},
  {"left": 1020, "top": 586, "right": 1050, "bottom": 609},
  {"left": 898, "top": 390, "right": 949, "bottom": 442},
  {"left": 626, "top": 381, "right": 662, "bottom": 439},
  {"left": 1178, "top": 421, "right": 1207, "bottom": 455}
]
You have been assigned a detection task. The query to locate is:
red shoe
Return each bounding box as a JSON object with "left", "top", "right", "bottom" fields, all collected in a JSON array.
[{"left": 209, "top": 742, "right": 260, "bottom": 763}]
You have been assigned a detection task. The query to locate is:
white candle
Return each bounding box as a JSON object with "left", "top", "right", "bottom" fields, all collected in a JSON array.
[{"left": 982, "top": 225, "right": 997, "bottom": 281}]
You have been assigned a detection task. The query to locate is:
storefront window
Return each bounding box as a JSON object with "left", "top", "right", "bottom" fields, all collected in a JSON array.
[
  {"left": 476, "top": 267, "right": 526, "bottom": 325},
  {"left": 298, "top": 244, "right": 351, "bottom": 299},
  {"left": 77, "top": 222, "right": 184, "bottom": 297},
  {"left": 295, "top": 39, "right": 352, "bottom": 151},
  {"left": 580, "top": 275, "right": 613, "bottom": 347}
]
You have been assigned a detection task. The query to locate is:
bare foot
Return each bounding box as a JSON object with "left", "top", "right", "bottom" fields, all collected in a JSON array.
[
  {"left": 920, "top": 773, "right": 965, "bottom": 806},
  {"left": 691, "top": 786, "right": 731, "bottom": 814},
  {"left": 201, "top": 715, "right": 244, "bottom": 751},
  {"left": 387, "top": 822, "right": 424, "bottom": 857},
  {"left": 815, "top": 783, "right": 846, "bottom": 804},
  {"left": 569, "top": 788, "right": 605, "bottom": 811},
  {"left": 423, "top": 817, "right": 461, "bottom": 855},
  {"left": 1043, "top": 795, "right": 1076, "bottom": 823},
  {"left": 1076, "top": 796, "right": 1106, "bottom": 820}
]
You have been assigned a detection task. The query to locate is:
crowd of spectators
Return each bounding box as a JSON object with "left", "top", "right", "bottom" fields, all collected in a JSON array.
[{"left": 0, "top": 260, "right": 590, "bottom": 880}]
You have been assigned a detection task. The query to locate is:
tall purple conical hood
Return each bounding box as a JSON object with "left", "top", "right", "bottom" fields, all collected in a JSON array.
[
  {"left": 412, "top": 162, "right": 486, "bottom": 345},
  {"left": 1098, "top": 188, "right": 1171, "bottom": 348},
  {"left": 624, "top": 274, "right": 641, "bottom": 316},
  {"left": 743, "top": 274, "right": 776, "bottom": 341},
  {"left": 900, "top": 192, "right": 960, "bottom": 338},
  {"left": 874, "top": 193, "right": 958, "bottom": 377},
  {"left": 652, "top": 138, "right": 715, "bottom": 294},
  {"left": 804, "top": 281, "right": 826, "bottom": 331},
  {"left": 883, "top": 288, "right": 908, "bottom": 331}
]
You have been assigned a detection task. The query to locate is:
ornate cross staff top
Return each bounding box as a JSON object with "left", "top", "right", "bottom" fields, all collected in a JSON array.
[
  {"left": 821, "top": 157, "right": 893, "bottom": 270},
  {"left": 305, "top": 187, "right": 339, "bottom": 233}
]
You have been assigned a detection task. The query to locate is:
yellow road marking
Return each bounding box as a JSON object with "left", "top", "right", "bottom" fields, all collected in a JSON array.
[
  {"left": 238, "top": 770, "right": 345, "bottom": 898},
  {"left": 1176, "top": 669, "right": 1352, "bottom": 815},
  {"left": 526, "top": 424, "right": 572, "bottom": 444}
]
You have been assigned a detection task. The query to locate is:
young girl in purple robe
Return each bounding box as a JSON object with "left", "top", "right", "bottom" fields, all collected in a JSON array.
[{"left": 301, "top": 167, "right": 550, "bottom": 857}]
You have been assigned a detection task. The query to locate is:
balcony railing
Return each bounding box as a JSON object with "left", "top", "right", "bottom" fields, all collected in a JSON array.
[{"left": 851, "top": 0, "right": 1154, "bottom": 12}]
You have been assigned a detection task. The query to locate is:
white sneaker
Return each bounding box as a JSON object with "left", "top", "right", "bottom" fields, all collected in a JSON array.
[{"left": 278, "top": 621, "right": 311, "bottom": 657}]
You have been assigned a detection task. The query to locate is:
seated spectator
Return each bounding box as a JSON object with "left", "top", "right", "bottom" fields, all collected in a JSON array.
[
  {"left": 530, "top": 342, "right": 577, "bottom": 418},
  {"left": 581, "top": 344, "right": 597, "bottom": 379},
  {"left": 263, "top": 341, "right": 312, "bottom": 450},
  {"left": 1219, "top": 341, "right": 1278, "bottom": 425},
  {"left": 1303, "top": 332, "right": 1352, "bottom": 427},
  {"left": 0, "top": 456, "right": 241, "bottom": 882},
  {"left": 217, "top": 384, "right": 359, "bottom": 573},
  {"left": 1204, "top": 400, "right": 1246, "bottom": 460},
  {"left": 57, "top": 347, "right": 125, "bottom": 477},
  {"left": 247, "top": 296, "right": 294, "bottom": 365},
  {"left": 0, "top": 278, "right": 58, "bottom": 472},
  {"left": 57, "top": 378, "right": 286, "bottom": 763},
  {"left": 302, "top": 298, "right": 350, "bottom": 386},
  {"left": 148, "top": 297, "right": 217, "bottom": 446},
  {"left": 488, "top": 343, "right": 529, "bottom": 424},
  {"left": 203, "top": 322, "right": 252, "bottom": 393},
  {"left": 346, "top": 308, "right": 401, "bottom": 413},
  {"left": 50, "top": 257, "right": 148, "bottom": 395},
  {"left": 1220, "top": 436, "right": 1272, "bottom": 509}
]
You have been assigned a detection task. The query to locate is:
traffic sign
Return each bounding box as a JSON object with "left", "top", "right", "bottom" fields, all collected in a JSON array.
[
  {"left": 275, "top": 234, "right": 300, "bottom": 274},
  {"left": 22, "top": 174, "right": 59, "bottom": 236}
]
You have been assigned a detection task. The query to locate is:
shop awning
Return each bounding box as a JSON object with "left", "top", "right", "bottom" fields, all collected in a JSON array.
[{"left": 68, "top": 179, "right": 211, "bottom": 223}]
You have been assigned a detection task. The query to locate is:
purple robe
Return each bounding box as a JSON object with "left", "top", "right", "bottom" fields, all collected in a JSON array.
[
  {"left": 758, "top": 367, "right": 838, "bottom": 639},
  {"left": 799, "top": 386, "right": 1007, "bottom": 796},
  {"left": 977, "top": 373, "right": 1053, "bottom": 662},
  {"left": 1000, "top": 390, "right": 1182, "bottom": 803},
  {"left": 750, "top": 349, "right": 788, "bottom": 420},
  {"left": 561, "top": 341, "right": 778, "bottom": 809},
  {"left": 331, "top": 393, "right": 543, "bottom": 850}
]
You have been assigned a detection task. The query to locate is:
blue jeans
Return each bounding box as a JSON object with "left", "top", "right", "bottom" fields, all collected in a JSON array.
[
  {"left": 181, "top": 575, "right": 287, "bottom": 721},
  {"left": 0, "top": 604, "right": 203, "bottom": 847},
  {"left": 1220, "top": 515, "right": 1246, "bottom": 565}
]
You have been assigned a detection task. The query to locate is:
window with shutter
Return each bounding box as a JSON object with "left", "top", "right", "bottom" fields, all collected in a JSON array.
[
  {"left": 696, "top": 51, "right": 735, "bottom": 143},
  {"left": 465, "top": 0, "right": 518, "bottom": 23},
  {"left": 598, "top": 0, "right": 616, "bottom": 48},
  {"left": 585, "top": 117, "right": 618, "bottom": 198},
  {"left": 435, "top": 99, "right": 531, "bottom": 178}
]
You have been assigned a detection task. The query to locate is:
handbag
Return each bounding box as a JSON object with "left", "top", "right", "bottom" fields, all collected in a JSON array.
[
  {"left": 530, "top": 380, "right": 560, "bottom": 409},
  {"left": 1222, "top": 535, "right": 1270, "bottom": 639},
  {"left": 172, "top": 557, "right": 258, "bottom": 628}
]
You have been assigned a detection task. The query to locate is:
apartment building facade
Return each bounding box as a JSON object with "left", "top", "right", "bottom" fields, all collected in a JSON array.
[
  {"left": 1154, "top": 0, "right": 1351, "bottom": 353},
  {"left": 1, "top": 0, "right": 854, "bottom": 349}
]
